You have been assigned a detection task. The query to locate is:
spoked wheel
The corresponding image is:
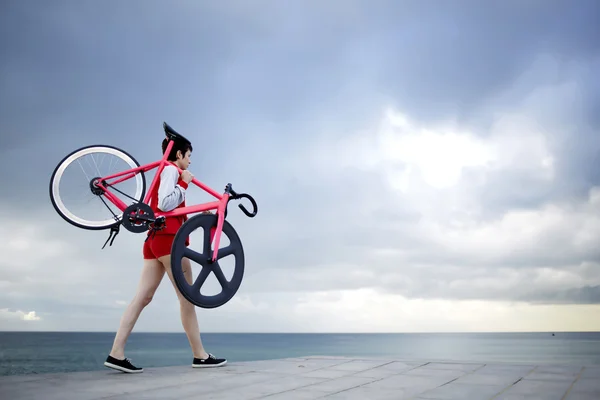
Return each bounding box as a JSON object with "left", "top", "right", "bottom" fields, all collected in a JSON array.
[
  {"left": 49, "top": 145, "right": 146, "bottom": 230},
  {"left": 171, "top": 214, "right": 245, "bottom": 309}
]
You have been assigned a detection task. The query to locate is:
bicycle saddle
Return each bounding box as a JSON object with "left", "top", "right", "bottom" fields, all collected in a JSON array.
[{"left": 163, "top": 122, "right": 192, "bottom": 144}]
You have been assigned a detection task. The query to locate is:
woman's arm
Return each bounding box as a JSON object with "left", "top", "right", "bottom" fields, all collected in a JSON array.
[{"left": 157, "top": 165, "right": 188, "bottom": 212}]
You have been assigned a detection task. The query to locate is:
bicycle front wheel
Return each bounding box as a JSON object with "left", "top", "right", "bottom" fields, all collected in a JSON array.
[{"left": 49, "top": 145, "right": 146, "bottom": 230}]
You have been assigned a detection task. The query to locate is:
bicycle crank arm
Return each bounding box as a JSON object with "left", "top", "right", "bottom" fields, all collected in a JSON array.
[{"left": 133, "top": 215, "right": 156, "bottom": 222}]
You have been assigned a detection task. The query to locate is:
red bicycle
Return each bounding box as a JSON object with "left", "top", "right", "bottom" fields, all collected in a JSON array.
[{"left": 49, "top": 122, "right": 258, "bottom": 309}]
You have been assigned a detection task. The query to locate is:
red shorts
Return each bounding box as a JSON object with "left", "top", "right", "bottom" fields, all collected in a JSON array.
[{"left": 143, "top": 234, "right": 189, "bottom": 260}]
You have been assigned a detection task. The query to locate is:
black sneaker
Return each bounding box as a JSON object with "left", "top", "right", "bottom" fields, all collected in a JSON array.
[
  {"left": 104, "top": 355, "right": 143, "bottom": 373},
  {"left": 192, "top": 353, "right": 227, "bottom": 368}
]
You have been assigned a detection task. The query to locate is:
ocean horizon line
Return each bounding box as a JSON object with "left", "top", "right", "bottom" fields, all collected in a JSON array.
[{"left": 1, "top": 330, "right": 598, "bottom": 334}]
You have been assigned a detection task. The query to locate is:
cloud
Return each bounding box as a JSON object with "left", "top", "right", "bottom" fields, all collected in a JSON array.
[
  {"left": 22, "top": 311, "right": 41, "bottom": 321},
  {"left": 289, "top": 289, "right": 600, "bottom": 333},
  {"left": 0, "top": 309, "right": 41, "bottom": 321},
  {"left": 0, "top": 0, "right": 599, "bottom": 333},
  {"left": 238, "top": 61, "right": 600, "bottom": 309}
]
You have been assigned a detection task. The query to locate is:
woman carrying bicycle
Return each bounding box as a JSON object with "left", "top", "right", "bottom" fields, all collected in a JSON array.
[{"left": 104, "top": 136, "right": 227, "bottom": 373}]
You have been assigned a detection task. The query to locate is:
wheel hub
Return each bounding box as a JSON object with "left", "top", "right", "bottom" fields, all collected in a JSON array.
[{"left": 89, "top": 177, "right": 104, "bottom": 196}]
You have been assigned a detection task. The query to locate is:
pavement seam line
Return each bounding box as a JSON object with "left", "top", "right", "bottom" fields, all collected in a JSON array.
[
  {"left": 488, "top": 364, "right": 538, "bottom": 400},
  {"left": 261, "top": 358, "right": 404, "bottom": 398},
  {"left": 404, "top": 362, "right": 487, "bottom": 400},
  {"left": 560, "top": 366, "right": 585, "bottom": 400}
]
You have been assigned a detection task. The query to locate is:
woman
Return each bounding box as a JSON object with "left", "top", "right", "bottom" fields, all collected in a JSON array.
[{"left": 104, "top": 136, "right": 226, "bottom": 373}]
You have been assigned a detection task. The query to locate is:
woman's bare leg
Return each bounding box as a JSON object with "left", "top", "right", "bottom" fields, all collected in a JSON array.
[
  {"left": 158, "top": 255, "right": 209, "bottom": 359},
  {"left": 109, "top": 258, "right": 165, "bottom": 359}
]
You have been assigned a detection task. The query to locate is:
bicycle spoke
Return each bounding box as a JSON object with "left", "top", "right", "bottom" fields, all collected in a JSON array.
[
  {"left": 108, "top": 153, "right": 116, "bottom": 173},
  {"left": 211, "top": 262, "right": 229, "bottom": 289},
  {"left": 98, "top": 153, "right": 105, "bottom": 172},
  {"left": 202, "top": 225, "right": 212, "bottom": 254},
  {"left": 192, "top": 267, "right": 210, "bottom": 292},
  {"left": 183, "top": 248, "right": 206, "bottom": 265},
  {"left": 217, "top": 245, "right": 235, "bottom": 259},
  {"left": 91, "top": 153, "right": 102, "bottom": 177},
  {"left": 77, "top": 159, "right": 91, "bottom": 182},
  {"left": 85, "top": 154, "right": 97, "bottom": 177}
]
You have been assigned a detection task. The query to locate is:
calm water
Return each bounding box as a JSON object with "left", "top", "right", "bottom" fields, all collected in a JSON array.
[{"left": 1, "top": 331, "right": 599, "bottom": 376}]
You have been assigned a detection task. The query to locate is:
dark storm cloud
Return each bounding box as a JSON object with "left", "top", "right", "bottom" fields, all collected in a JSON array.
[
  {"left": 3, "top": 0, "right": 598, "bottom": 145},
  {"left": 375, "top": 0, "right": 599, "bottom": 123},
  {"left": 518, "top": 286, "right": 600, "bottom": 305}
]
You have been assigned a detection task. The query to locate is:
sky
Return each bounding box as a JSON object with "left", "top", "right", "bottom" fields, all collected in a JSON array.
[{"left": 1, "top": 0, "right": 599, "bottom": 333}]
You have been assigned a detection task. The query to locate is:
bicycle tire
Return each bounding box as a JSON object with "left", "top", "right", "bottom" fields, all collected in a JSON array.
[{"left": 49, "top": 144, "right": 147, "bottom": 230}]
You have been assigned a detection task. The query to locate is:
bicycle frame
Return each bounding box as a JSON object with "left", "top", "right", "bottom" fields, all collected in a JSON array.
[{"left": 93, "top": 139, "right": 230, "bottom": 261}]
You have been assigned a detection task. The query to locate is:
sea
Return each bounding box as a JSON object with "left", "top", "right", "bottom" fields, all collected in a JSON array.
[{"left": 1, "top": 331, "right": 600, "bottom": 376}]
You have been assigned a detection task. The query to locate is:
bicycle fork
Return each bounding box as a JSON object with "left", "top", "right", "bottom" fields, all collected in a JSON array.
[
  {"left": 207, "top": 183, "right": 256, "bottom": 262},
  {"left": 208, "top": 191, "right": 231, "bottom": 263}
]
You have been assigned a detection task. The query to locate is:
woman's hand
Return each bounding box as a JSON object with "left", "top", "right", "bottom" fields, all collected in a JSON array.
[{"left": 181, "top": 170, "right": 193, "bottom": 183}]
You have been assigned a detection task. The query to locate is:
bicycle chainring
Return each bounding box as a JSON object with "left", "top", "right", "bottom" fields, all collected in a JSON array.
[{"left": 122, "top": 203, "right": 155, "bottom": 233}]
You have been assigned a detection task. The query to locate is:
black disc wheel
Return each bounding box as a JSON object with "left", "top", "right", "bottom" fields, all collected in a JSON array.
[{"left": 171, "top": 214, "right": 245, "bottom": 309}]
